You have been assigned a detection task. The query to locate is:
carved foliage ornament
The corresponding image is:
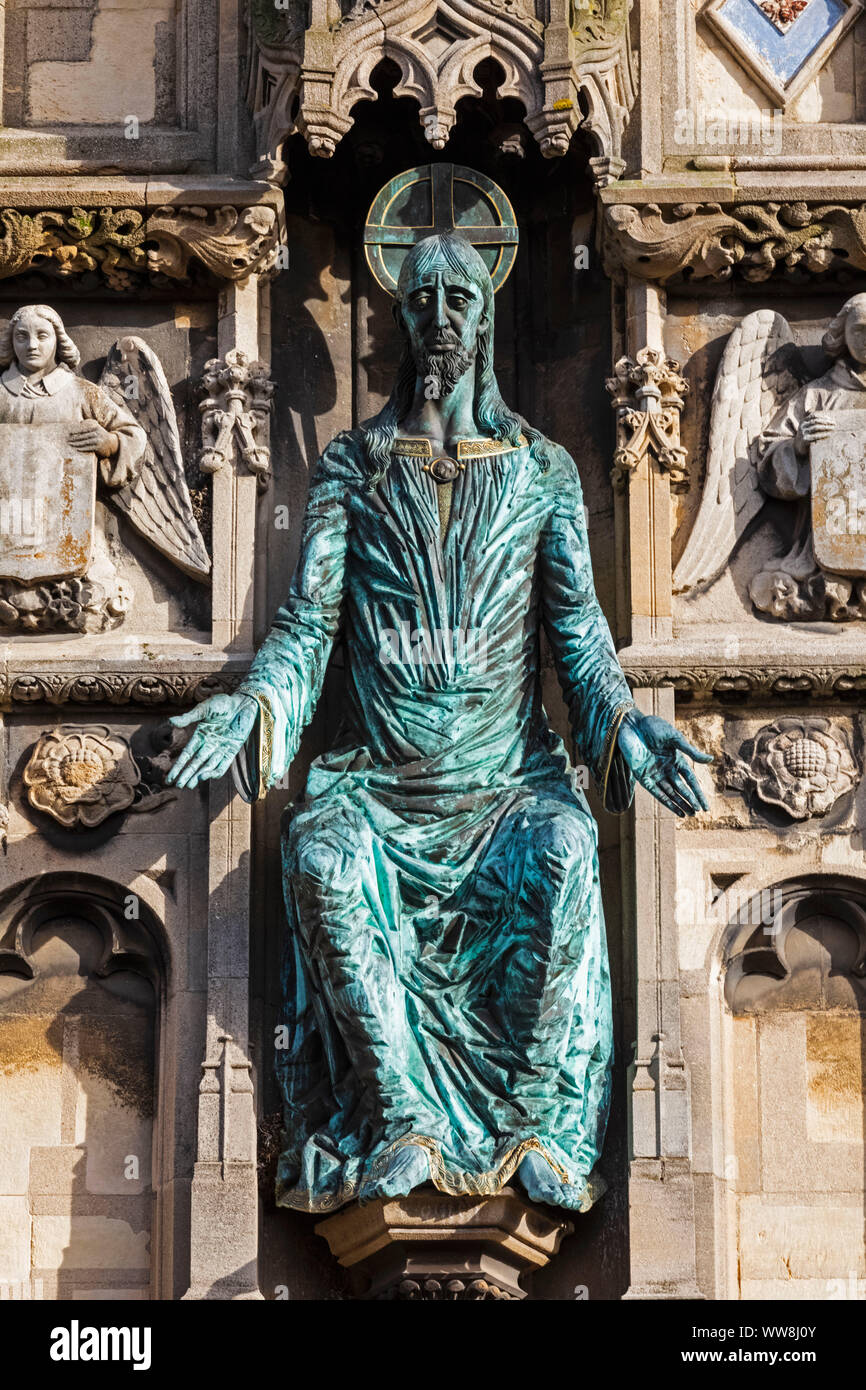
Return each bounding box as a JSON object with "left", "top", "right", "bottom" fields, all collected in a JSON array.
[
  {"left": 606, "top": 348, "right": 689, "bottom": 490},
  {"left": 619, "top": 660, "right": 866, "bottom": 702},
  {"left": 0, "top": 205, "right": 281, "bottom": 288},
  {"left": 0, "top": 671, "right": 242, "bottom": 708},
  {"left": 726, "top": 717, "right": 859, "bottom": 820},
  {"left": 603, "top": 200, "right": 866, "bottom": 284}
]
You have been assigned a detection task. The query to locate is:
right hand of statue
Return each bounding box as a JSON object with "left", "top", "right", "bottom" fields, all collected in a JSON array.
[
  {"left": 796, "top": 411, "right": 836, "bottom": 451},
  {"left": 165, "top": 693, "right": 258, "bottom": 789}
]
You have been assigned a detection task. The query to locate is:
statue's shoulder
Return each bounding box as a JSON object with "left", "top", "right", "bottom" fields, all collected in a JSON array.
[
  {"left": 316, "top": 428, "right": 368, "bottom": 484},
  {"left": 527, "top": 436, "right": 582, "bottom": 494}
]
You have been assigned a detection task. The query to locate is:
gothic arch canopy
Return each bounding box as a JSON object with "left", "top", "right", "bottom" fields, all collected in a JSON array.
[{"left": 247, "top": 0, "right": 636, "bottom": 189}]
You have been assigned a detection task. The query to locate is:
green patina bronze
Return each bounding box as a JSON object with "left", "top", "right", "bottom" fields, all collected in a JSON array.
[{"left": 167, "top": 170, "right": 710, "bottom": 1214}]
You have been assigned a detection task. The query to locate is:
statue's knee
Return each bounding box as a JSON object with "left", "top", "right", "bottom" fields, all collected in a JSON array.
[
  {"left": 291, "top": 834, "right": 347, "bottom": 894},
  {"left": 531, "top": 810, "right": 593, "bottom": 876}
]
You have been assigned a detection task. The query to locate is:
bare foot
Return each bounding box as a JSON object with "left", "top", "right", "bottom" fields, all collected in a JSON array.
[
  {"left": 359, "top": 1144, "right": 431, "bottom": 1204},
  {"left": 517, "top": 1151, "right": 592, "bottom": 1210}
]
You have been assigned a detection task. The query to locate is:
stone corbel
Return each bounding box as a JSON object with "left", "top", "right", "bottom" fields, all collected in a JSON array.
[
  {"left": 199, "top": 350, "right": 275, "bottom": 489},
  {"left": 146, "top": 204, "right": 282, "bottom": 283},
  {"left": 606, "top": 347, "right": 689, "bottom": 491},
  {"left": 602, "top": 196, "right": 866, "bottom": 284},
  {"left": 0, "top": 193, "right": 285, "bottom": 287}
]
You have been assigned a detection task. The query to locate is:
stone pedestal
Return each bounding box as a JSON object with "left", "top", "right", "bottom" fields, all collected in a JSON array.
[{"left": 316, "top": 1188, "right": 571, "bottom": 1300}]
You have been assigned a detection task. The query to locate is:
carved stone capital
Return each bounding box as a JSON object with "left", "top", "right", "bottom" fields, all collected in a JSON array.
[
  {"left": 199, "top": 350, "right": 275, "bottom": 487},
  {"left": 316, "top": 1188, "right": 572, "bottom": 1300},
  {"left": 606, "top": 347, "right": 689, "bottom": 490},
  {"left": 602, "top": 198, "right": 866, "bottom": 284}
]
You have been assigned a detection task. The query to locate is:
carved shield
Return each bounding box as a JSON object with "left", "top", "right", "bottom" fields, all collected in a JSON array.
[
  {"left": 811, "top": 410, "right": 866, "bottom": 577},
  {"left": 0, "top": 423, "right": 95, "bottom": 583}
]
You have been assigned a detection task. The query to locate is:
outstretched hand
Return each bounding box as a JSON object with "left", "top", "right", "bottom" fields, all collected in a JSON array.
[
  {"left": 617, "top": 710, "right": 712, "bottom": 818},
  {"left": 166, "top": 693, "right": 258, "bottom": 789}
]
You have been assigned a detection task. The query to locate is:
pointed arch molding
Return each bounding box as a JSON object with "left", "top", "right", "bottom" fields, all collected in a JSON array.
[
  {"left": 0, "top": 872, "right": 165, "bottom": 984},
  {"left": 246, "top": 0, "right": 636, "bottom": 189}
]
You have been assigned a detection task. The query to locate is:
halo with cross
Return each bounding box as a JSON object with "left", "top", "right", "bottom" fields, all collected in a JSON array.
[{"left": 363, "top": 163, "right": 518, "bottom": 298}]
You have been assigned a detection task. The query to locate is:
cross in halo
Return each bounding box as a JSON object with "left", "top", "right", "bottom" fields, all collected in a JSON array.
[{"left": 364, "top": 163, "right": 519, "bottom": 297}]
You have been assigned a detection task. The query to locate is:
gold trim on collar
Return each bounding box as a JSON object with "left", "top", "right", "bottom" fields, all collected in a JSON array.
[{"left": 391, "top": 434, "right": 527, "bottom": 459}]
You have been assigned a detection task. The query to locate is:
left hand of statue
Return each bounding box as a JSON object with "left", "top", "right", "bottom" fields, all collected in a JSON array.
[
  {"left": 68, "top": 422, "right": 119, "bottom": 457},
  {"left": 617, "top": 710, "right": 712, "bottom": 817}
]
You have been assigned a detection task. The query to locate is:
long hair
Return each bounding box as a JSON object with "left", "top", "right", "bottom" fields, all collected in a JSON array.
[
  {"left": 822, "top": 293, "right": 866, "bottom": 359},
  {"left": 361, "top": 232, "right": 555, "bottom": 489},
  {"left": 0, "top": 304, "right": 80, "bottom": 370}
]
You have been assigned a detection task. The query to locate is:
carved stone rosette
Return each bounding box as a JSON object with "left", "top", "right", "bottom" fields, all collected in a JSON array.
[
  {"left": 726, "top": 718, "right": 859, "bottom": 820},
  {"left": 24, "top": 726, "right": 141, "bottom": 827},
  {"left": 315, "top": 1188, "right": 572, "bottom": 1300},
  {"left": 602, "top": 199, "right": 866, "bottom": 284},
  {"left": 199, "top": 350, "right": 275, "bottom": 487},
  {"left": 606, "top": 348, "right": 689, "bottom": 491}
]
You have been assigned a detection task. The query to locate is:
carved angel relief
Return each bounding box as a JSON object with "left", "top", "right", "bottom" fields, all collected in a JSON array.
[
  {"left": 674, "top": 294, "right": 866, "bottom": 622},
  {"left": 0, "top": 304, "right": 210, "bottom": 633}
]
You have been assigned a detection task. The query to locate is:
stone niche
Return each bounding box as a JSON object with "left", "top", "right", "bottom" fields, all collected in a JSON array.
[
  {"left": 666, "top": 284, "right": 866, "bottom": 640},
  {"left": 684, "top": 874, "right": 866, "bottom": 1299},
  {"left": 0, "top": 876, "right": 162, "bottom": 1300}
]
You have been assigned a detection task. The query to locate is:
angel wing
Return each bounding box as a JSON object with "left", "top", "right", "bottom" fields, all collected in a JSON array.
[
  {"left": 99, "top": 337, "right": 210, "bottom": 581},
  {"left": 673, "top": 310, "right": 809, "bottom": 593}
]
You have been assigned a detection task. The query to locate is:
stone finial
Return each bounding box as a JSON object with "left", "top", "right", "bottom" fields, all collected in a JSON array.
[
  {"left": 606, "top": 347, "right": 689, "bottom": 491},
  {"left": 199, "top": 350, "right": 275, "bottom": 487}
]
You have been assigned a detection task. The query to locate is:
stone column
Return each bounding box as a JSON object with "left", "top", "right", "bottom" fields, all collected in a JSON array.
[
  {"left": 615, "top": 279, "right": 702, "bottom": 1299},
  {"left": 183, "top": 275, "right": 269, "bottom": 1300}
]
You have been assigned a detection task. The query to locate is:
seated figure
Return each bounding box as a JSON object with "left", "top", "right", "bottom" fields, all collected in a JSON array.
[{"left": 168, "top": 231, "right": 709, "bottom": 1213}]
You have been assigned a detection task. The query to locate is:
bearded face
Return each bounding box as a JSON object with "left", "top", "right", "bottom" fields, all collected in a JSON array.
[
  {"left": 419, "top": 334, "right": 475, "bottom": 397},
  {"left": 397, "top": 244, "right": 489, "bottom": 398}
]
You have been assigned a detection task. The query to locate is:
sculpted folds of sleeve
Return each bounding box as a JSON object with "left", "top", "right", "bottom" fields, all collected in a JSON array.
[
  {"left": 539, "top": 447, "right": 635, "bottom": 812},
  {"left": 236, "top": 435, "right": 353, "bottom": 796}
]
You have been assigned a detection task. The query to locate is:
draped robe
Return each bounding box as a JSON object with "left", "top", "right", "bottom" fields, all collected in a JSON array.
[{"left": 236, "top": 428, "right": 636, "bottom": 1212}]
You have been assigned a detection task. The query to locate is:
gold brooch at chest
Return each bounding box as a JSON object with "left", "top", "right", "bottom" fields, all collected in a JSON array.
[
  {"left": 391, "top": 435, "right": 527, "bottom": 538},
  {"left": 423, "top": 455, "right": 464, "bottom": 484}
]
